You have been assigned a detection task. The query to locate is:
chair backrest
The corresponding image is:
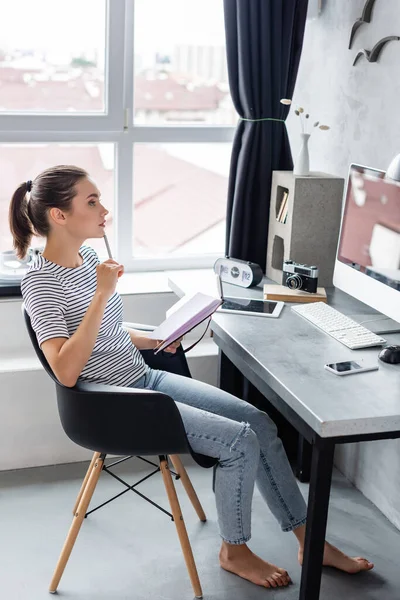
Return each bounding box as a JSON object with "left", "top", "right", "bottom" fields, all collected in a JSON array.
[
  {"left": 21, "top": 303, "right": 61, "bottom": 386},
  {"left": 21, "top": 303, "right": 217, "bottom": 467}
]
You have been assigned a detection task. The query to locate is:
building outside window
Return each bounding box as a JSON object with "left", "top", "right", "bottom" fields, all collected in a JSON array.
[{"left": 0, "top": 0, "right": 236, "bottom": 270}]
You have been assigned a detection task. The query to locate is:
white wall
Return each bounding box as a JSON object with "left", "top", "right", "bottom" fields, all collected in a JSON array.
[
  {"left": 287, "top": 0, "right": 400, "bottom": 530},
  {"left": 287, "top": 0, "right": 400, "bottom": 176}
]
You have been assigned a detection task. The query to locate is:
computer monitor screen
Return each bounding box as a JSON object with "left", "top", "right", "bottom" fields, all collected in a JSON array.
[
  {"left": 337, "top": 164, "right": 400, "bottom": 291},
  {"left": 334, "top": 163, "right": 400, "bottom": 324}
]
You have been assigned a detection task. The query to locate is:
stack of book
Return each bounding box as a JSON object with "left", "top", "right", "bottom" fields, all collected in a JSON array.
[{"left": 276, "top": 191, "right": 289, "bottom": 224}]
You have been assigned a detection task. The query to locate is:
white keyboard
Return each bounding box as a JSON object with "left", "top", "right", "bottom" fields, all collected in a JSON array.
[{"left": 291, "top": 302, "right": 387, "bottom": 349}]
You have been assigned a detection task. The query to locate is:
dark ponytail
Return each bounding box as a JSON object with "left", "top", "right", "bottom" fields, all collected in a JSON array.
[
  {"left": 8, "top": 165, "right": 88, "bottom": 260},
  {"left": 8, "top": 182, "right": 34, "bottom": 260}
]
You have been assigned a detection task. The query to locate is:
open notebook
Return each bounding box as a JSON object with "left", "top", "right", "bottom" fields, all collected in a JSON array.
[{"left": 148, "top": 275, "right": 223, "bottom": 353}]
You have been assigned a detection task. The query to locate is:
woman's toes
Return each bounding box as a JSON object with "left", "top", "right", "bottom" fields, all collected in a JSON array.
[
  {"left": 266, "top": 576, "right": 278, "bottom": 588},
  {"left": 271, "top": 573, "right": 284, "bottom": 587},
  {"left": 272, "top": 573, "right": 286, "bottom": 587},
  {"left": 279, "top": 568, "right": 291, "bottom": 583},
  {"left": 356, "top": 557, "right": 374, "bottom": 569}
]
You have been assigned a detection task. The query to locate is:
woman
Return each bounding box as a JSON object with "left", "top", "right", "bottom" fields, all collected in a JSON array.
[{"left": 9, "top": 165, "right": 374, "bottom": 590}]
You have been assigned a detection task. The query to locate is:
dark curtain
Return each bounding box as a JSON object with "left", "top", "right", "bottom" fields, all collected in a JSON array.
[{"left": 223, "top": 0, "right": 309, "bottom": 270}]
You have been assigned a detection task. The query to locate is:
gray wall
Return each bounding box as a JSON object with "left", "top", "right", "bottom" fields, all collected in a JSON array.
[{"left": 286, "top": 0, "right": 400, "bottom": 530}]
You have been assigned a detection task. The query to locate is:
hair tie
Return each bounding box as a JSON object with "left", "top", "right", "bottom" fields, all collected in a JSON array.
[{"left": 26, "top": 180, "right": 32, "bottom": 193}]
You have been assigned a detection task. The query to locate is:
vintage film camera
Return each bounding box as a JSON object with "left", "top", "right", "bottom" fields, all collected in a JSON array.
[{"left": 282, "top": 260, "right": 319, "bottom": 293}]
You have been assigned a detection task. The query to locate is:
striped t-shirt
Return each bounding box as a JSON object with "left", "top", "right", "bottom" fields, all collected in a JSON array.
[{"left": 21, "top": 245, "right": 148, "bottom": 387}]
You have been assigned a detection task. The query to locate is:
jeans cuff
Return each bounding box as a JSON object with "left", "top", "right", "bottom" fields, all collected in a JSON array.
[
  {"left": 282, "top": 516, "right": 307, "bottom": 533},
  {"left": 220, "top": 533, "right": 252, "bottom": 545}
]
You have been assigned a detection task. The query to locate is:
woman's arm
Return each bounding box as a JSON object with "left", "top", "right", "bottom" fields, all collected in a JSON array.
[
  {"left": 41, "top": 260, "right": 124, "bottom": 386},
  {"left": 124, "top": 327, "right": 183, "bottom": 354},
  {"left": 42, "top": 291, "right": 109, "bottom": 387},
  {"left": 124, "top": 327, "right": 158, "bottom": 351}
]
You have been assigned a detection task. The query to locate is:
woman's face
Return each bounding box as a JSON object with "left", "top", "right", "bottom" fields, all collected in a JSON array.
[{"left": 65, "top": 177, "right": 109, "bottom": 240}]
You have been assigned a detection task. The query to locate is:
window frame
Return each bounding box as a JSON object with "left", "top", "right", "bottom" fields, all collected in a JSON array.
[{"left": 0, "top": 0, "right": 235, "bottom": 272}]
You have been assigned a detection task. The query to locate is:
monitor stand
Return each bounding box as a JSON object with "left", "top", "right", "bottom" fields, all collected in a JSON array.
[{"left": 352, "top": 314, "right": 400, "bottom": 335}]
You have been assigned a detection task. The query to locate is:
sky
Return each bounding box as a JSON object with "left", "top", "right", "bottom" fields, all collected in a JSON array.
[
  {"left": 135, "top": 0, "right": 226, "bottom": 50},
  {"left": 0, "top": 0, "right": 226, "bottom": 57},
  {"left": 0, "top": 0, "right": 106, "bottom": 55}
]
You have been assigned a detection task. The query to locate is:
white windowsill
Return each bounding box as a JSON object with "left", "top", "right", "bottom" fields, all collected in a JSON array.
[
  {"left": 0, "top": 351, "right": 41, "bottom": 373},
  {"left": 116, "top": 271, "right": 171, "bottom": 295},
  {"left": 0, "top": 268, "right": 214, "bottom": 302}
]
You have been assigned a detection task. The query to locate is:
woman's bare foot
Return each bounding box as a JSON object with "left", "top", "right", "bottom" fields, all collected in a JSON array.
[
  {"left": 219, "top": 541, "right": 291, "bottom": 589},
  {"left": 298, "top": 541, "right": 374, "bottom": 574}
]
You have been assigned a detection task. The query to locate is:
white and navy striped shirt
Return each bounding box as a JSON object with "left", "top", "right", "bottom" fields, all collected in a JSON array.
[{"left": 21, "top": 245, "right": 148, "bottom": 387}]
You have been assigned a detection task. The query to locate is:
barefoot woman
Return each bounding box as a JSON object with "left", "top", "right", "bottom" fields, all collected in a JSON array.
[{"left": 9, "top": 165, "right": 374, "bottom": 589}]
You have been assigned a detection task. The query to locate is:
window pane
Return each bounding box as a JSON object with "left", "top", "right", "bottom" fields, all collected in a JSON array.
[
  {"left": 134, "top": 0, "right": 236, "bottom": 125},
  {"left": 1, "top": 143, "right": 115, "bottom": 257},
  {"left": 133, "top": 143, "right": 230, "bottom": 257},
  {"left": 0, "top": 1, "right": 106, "bottom": 113}
]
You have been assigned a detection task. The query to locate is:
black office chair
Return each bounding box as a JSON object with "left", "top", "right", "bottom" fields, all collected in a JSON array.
[{"left": 22, "top": 305, "right": 217, "bottom": 599}]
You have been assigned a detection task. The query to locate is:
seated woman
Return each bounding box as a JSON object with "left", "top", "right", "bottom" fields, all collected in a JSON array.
[{"left": 9, "top": 165, "right": 374, "bottom": 590}]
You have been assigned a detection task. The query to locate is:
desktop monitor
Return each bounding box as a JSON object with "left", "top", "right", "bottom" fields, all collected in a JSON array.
[{"left": 333, "top": 163, "right": 400, "bottom": 324}]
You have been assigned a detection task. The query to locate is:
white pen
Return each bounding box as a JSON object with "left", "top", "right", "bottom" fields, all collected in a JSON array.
[{"left": 103, "top": 233, "right": 113, "bottom": 260}]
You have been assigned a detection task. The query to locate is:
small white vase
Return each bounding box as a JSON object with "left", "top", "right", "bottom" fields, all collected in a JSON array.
[{"left": 293, "top": 133, "right": 310, "bottom": 176}]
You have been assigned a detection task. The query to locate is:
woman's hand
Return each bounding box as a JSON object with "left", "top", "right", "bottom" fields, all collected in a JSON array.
[
  {"left": 158, "top": 337, "right": 184, "bottom": 354},
  {"left": 103, "top": 258, "right": 124, "bottom": 278},
  {"left": 95, "top": 259, "right": 124, "bottom": 300}
]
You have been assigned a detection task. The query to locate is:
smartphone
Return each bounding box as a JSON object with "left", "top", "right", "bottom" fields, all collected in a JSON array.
[{"left": 324, "top": 359, "right": 379, "bottom": 376}]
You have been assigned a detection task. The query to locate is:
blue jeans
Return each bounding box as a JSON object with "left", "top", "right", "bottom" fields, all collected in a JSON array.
[{"left": 130, "top": 368, "right": 307, "bottom": 545}]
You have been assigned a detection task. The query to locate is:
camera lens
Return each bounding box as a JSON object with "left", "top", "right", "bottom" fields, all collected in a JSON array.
[{"left": 286, "top": 274, "right": 302, "bottom": 289}]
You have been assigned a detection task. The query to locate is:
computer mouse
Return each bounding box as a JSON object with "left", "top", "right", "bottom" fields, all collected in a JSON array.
[{"left": 378, "top": 345, "right": 400, "bottom": 365}]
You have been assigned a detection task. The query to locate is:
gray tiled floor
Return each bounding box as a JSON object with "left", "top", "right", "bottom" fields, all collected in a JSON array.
[{"left": 0, "top": 457, "right": 399, "bottom": 600}]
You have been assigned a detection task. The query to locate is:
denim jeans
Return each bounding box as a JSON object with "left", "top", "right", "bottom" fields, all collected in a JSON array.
[{"left": 130, "top": 368, "right": 307, "bottom": 545}]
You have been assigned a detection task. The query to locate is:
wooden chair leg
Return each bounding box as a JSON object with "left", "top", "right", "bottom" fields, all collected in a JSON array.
[
  {"left": 49, "top": 455, "right": 104, "bottom": 594},
  {"left": 169, "top": 455, "right": 207, "bottom": 522},
  {"left": 160, "top": 457, "right": 203, "bottom": 599},
  {"left": 72, "top": 451, "right": 101, "bottom": 515}
]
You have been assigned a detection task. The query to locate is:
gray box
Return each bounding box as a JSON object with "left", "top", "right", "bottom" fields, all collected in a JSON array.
[{"left": 266, "top": 171, "right": 345, "bottom": 287}]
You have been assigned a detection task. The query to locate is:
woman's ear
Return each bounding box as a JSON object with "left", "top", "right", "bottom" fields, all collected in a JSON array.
[{"left": 48, "top": 207, "right": 67, "bottom": 225}]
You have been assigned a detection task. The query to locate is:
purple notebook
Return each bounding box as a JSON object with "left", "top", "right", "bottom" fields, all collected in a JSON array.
[{"left": 148, "top": 291, "right": 222, "bottom": 353}]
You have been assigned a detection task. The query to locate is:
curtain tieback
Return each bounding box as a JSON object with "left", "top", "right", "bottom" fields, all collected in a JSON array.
[{"left": 240, "top": 117, "right": 285, "bottom": 123}]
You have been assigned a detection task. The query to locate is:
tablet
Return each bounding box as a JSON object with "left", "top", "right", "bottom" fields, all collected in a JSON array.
[{"left": 217, "top": 296, "right": 284, "bottom": 318}]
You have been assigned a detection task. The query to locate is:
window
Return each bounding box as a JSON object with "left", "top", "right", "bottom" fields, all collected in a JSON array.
[
  {"left": 132, "top": 143, "right": 231, "bottom": 257},
  {"left": 0, "top": 0, "right": 235, "bottom": 271},
  {"left": 134, "top": 0, "right": 236, "bottom": 125},
  {"left": 0, "top": 1, "right": 107, "bottom": 114}
]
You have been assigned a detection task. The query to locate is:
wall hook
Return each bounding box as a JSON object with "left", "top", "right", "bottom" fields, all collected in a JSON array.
[
  {"left": 353, "top": 35, "right": 400, "bottom": 65},
  {"left": 348, "top": 0, "right": 377, "bottom": 49}
]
